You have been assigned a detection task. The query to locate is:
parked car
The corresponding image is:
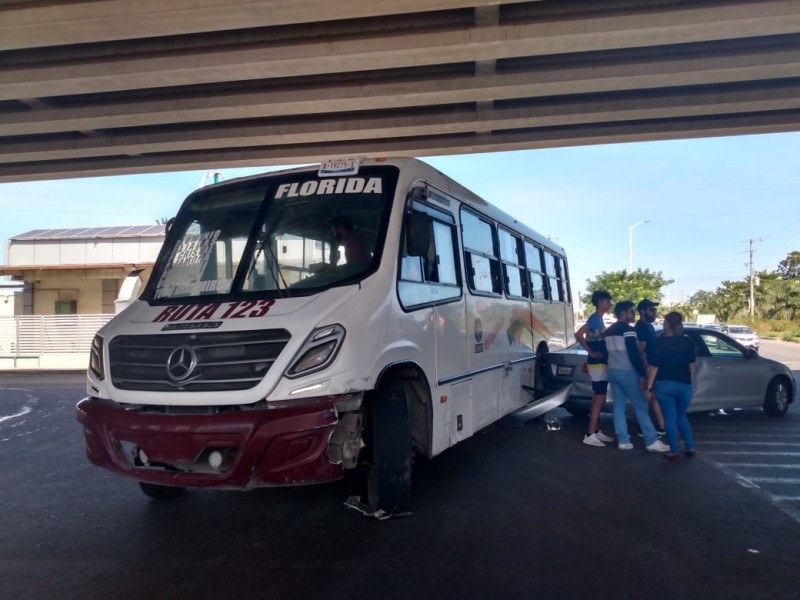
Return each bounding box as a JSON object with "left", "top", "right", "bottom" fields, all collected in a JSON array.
[
  {"left": 702, "top": 323, "right": 726, "bottom": 332},
  {"left": 724, "top": 324, "right": 760, "bottom": 349},
  {"left": 539, "top": 327, "right": 793, "bottom": 417}
]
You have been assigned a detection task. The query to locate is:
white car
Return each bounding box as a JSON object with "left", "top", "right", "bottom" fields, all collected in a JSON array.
[{"left": 724, "top": 325, "right": 760, "bottom": 349}]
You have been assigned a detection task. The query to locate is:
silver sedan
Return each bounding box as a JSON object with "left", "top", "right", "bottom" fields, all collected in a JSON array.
[{"left": 539, "top": 327, "right": 794, "bottom": 416}]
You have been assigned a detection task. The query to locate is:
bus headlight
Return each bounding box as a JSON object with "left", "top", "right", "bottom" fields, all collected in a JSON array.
[
  {"left": 285, "top": 324, "right": 345, "bottom": 378},
  {"left": 89, "top": 334, "right": 105, "bottom": 380}
]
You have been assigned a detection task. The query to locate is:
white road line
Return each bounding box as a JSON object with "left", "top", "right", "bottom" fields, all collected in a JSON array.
[
  {"left": 734, "top": 475, "right": 760, "bottom": 488},
  {"left": 746, "top": 477, "right": 800, "bottom": 484},
  {"left": 694, "top": 427, "right": 800, "bottom": 433},
  {"left": 718, "top": 463, "right": 800, "bottom": 469},
  {"left": 701, "top": 441, "right": 800, "bottom": 446},
  {"left": 0, "top": 404, "right": 32, "bottom": 423},
  {"left": 706, "top": 451, "right": 800, "bottom": 456},
  {"left": 771, "top": 496, "right": 800, "bottom": 502}
]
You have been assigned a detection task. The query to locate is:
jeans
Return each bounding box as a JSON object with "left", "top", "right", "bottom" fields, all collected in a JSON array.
[
  {"left": 654, "top": 380, "right": 694, "bottom": 453},
  {"left": 608, "top": 368, "right": 658, "bottom": 445}
]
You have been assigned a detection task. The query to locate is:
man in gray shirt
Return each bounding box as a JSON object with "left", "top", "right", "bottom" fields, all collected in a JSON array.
[{"left": 604, "top": 301, "right": 669, "bottom": 452}]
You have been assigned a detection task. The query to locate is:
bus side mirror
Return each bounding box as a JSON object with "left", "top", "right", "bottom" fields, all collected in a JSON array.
[
  {"left": 406, "top": 212, "right": 430, "bottom": 257},
  {"left": 164, "top": 217, "right": 175, "bottom": 236}
]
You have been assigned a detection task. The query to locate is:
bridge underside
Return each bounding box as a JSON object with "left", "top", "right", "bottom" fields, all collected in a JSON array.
[{"left": 2, "top": 0, "right": 800, "bottom": 182}]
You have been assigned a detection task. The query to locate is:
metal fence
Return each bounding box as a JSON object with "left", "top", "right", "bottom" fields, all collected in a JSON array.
[{"left": 0, "top": 314, "right": 113, "bottom": 356}]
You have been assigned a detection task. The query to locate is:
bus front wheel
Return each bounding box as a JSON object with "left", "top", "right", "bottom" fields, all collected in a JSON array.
[{"left": 364, "top": 377, "right": 412, "bottom": 515}]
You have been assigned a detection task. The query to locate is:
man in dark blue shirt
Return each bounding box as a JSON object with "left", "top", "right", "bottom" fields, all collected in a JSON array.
[{"left": 635, "top": 299, "right": 666, "bottom": 435}]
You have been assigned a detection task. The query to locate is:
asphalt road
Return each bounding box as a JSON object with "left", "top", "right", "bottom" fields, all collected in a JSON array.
[{"left": 1, "top": 370, "right": 800, "bottom": 600}]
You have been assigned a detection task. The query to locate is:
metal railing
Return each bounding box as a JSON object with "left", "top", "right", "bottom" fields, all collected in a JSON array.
[{"left": 0, "top": 314, "right": 113, "bottom": 356}]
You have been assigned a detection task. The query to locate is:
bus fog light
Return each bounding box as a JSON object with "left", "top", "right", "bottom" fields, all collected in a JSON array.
[{"left": 208, "top": 450, "right": 224, "bottom": 470}]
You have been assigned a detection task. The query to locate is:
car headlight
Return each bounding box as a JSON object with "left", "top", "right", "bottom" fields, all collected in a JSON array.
[
  {"left": 89, "top": 334, "right": 105, "bottom": 380},
  {"left": 285, "top": 324, "right": 345, "bottom": 378}
]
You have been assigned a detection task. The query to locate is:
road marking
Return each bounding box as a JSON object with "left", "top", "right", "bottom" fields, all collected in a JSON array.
[
  {"left": 718, "top": 463, "right": 800, "bottom": 469},
  {"left": 694, "top": 427, "right": 800, "bottom": 433},
  {"left": 707, "top": 451, "right": 800, "bottom": 456},
  {"left": 734, "top": 474, "right": 760, "bottom": 488},
  {"left": 701, "top": 441, "right": 800, "bottom": 446},
  {"left": 746, "top": 477, "right": 800, "bottom": 484},
  {"left": 0, "top": 405, "right": 32, "bottom": 423}
]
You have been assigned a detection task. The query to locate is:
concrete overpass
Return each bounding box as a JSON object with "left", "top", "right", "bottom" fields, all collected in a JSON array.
[{"left": 2, "top": 0, "right": 800, "bottom": 183}]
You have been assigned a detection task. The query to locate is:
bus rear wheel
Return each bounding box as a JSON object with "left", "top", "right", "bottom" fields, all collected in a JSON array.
[{"left": 363, "top": 377, "right": 412, "bottom": 515}]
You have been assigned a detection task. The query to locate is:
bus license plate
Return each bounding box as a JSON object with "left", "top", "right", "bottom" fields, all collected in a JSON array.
[{"left": 557, "top": 365, "right": 573, "bottom": 377}]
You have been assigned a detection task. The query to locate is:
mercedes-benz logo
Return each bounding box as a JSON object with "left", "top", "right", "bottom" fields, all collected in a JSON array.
[{"left": 166, "top": 345, "right": 198, "bottom": 382}]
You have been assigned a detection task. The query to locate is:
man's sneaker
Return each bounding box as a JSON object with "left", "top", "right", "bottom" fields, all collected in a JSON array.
[
  {"left": 618, "top": 442, "right": 634, "bottom": 451},
  {"left": 583, "top": 433, "right": 606, "bottom": 447},
  {"left": 595, "top": 430, "right": 614, "bottom": 443},
  {"left": 646, "top": 439, "right": 670, "bottom": 453}
]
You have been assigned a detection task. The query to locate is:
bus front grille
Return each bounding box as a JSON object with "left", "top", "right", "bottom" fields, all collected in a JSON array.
[{"left": 108, "top": 329, "right": 291, "bottom": 392}]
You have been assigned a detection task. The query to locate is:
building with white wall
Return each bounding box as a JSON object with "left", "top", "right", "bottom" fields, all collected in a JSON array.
[{"left": 0, "top": 226, "right": 165, "bottom": 315}]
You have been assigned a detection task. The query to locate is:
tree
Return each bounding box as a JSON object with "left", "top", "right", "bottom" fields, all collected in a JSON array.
[
  {"left": 708, "top": 280, "right": 749, "bottom": 322},
  {"left": 777, "top": 251, "right": 800, "bottom": 280},
  {"left": 582, "top": 269, "right": 673, "bottom": 310}
]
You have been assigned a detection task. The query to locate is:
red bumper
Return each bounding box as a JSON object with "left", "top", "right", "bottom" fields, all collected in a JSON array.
[{"left": 76, "top": 397, "right": 342, "bottom": 489}]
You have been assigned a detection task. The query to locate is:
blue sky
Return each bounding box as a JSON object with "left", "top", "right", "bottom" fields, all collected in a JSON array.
[{"left": 2, "top": 131, "right": 799, "bottom": 303}]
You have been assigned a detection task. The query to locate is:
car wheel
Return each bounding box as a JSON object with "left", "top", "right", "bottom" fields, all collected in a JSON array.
[
  {"left": 763, "top": 377, "right": 791, "bottom": 417},
  {"left": 138, "top": 482, "right": 186, "bottom": 499},
  {"left": 363, "top": 377, "right": 412, "bottom": 515}
]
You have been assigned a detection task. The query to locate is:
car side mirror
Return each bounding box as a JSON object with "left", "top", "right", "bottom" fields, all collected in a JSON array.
[{"left": 746, "top": 348, "right": 758, "bottom": 359}]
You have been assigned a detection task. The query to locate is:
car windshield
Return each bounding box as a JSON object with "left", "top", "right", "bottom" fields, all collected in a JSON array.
[
  {"left": 728, "top": 326, "right": 753, "bottom": 334},
  {"left": 147, "top": 167, "right": 397, "bottom": 301}
]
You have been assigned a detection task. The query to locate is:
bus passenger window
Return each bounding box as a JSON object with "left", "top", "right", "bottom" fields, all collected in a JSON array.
[
  {"left": 524, "top": 241, "right": 547, "bottom": 301},
  {"left": 499, "top": 228, "right": 525, "bottom": 298},
  {"left": 461, "top": 210, "right": 501, "bottom": 295},
  {"left": 543, "top": 251, "right": 567, "bottom": 303}
]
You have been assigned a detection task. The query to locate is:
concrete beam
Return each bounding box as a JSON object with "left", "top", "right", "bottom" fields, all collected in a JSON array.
[
  {"left": 2, "top": 41, "right": 799, "bottom": 136},
  {"left": 2, "top": 1, "right": 799, "bottom": 100}
]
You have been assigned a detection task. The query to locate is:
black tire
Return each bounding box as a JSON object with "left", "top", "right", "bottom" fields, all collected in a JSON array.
[
  {"left": 364, "top": 377, "right": 412, "bottom": 514},
  {"left": 138, "top": 482, "right": 186, "bottom": 499},
  {"left": 764, "top": 377, "right": 791, "bottom": 417},
  {"left": 534, "top": 342, "right": 550, "bottom": 390}
]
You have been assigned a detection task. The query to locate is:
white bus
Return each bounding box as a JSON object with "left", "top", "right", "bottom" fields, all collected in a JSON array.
[{"left": 77, "top": 157, "right": 574, "bottom": 515}]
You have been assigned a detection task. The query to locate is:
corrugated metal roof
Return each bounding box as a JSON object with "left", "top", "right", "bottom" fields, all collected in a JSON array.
[{"left": 10, "top": 225, "right": 166, "bottom": 240}]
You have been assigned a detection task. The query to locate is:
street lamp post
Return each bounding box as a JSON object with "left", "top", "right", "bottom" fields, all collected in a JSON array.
[{"left": 628, "top": 220, "right": 650, "bottom": 272}]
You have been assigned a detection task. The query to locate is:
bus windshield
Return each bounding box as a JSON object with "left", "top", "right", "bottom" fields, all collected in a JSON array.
[{"left": 149, "top": 166, "right": 398, "bottom": 301}]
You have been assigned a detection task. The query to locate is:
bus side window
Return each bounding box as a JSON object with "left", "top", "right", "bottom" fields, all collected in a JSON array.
[
  {"left": 461, "top": 209, "right": 501, "bottom": 295},
  {"left": 543, "top": 251, "right": 568, "bottom": 303},
  {"left": 499, "top": 228, "right": 525, "bottom": 298},
  {"left": 524, "top": 241, "right": 547, "bottom": 301},
  {"left": 398, "top": 210, "right": 460, "bottom": 308}
]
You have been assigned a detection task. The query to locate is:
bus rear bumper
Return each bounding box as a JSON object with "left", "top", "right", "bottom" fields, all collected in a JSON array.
[{"left": 76, "top": 397, "right": 343, "bottom": 489}]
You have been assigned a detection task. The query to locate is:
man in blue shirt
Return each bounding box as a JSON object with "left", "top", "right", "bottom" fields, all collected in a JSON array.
[
  {"left": 575, "top": 290, "right": 615, "bottom": 447},
  {"left": 635, "top": 299, "right": 666, "bottom": 435}
]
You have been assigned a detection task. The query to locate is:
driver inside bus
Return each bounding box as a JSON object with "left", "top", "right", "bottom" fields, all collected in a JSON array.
[{"left": 330, "top": 215, "right": 370, "bottom": 265}]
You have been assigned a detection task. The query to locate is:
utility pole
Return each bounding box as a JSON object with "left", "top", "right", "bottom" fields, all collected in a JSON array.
[{"left": 747, "top": 238, "right": 762, "bottom": 316}]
